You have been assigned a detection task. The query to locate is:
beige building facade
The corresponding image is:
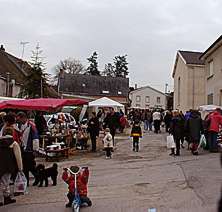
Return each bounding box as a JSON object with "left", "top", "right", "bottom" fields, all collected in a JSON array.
[
  {"left": 200, "top": 35, "right": 222, "bottom": 106},
  {"left": 129, "top": 86, "right": 167, "bottom": 109},
  {"left": 0, "top": 76, "right": 21, "bottom": 97},
  {"left": 173, "top": 51, "right": 205, "bottom": 112}
]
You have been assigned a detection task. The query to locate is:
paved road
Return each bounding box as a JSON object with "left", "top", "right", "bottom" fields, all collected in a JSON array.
[{"left": 3, "top": 131, "right": 221, "bottom": 212}]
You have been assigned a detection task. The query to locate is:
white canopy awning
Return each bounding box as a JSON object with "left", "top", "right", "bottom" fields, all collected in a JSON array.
[
  {"left": 89, "top": 97, "right": 124, "bottom": 107},
  {"left": 199, "top": 104, "right": 222, "bottom": 112}
]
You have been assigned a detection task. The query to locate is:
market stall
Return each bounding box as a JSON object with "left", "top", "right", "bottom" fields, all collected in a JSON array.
[
  {"left": 88, "top": 97, "right": 124, "bottom": 108},
  {"left": 0, "top": 98, "right": 88, "bottom": 160},
  {"left": 0, "top": 98, "right": 87, "bottom": 112},
  {"left": 88, "top": 97, "right": 127, "bottom": 137},
  {"left": 0, "top": 96, "right": 23, "bottom": 101}
]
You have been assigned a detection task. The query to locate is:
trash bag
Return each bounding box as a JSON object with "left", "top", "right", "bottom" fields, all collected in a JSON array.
[
  {"left": 167, "top": 135, "right": 176, "bottom": 149},
  {"left": 14, "top": 172, "right": 27, "bottom": 194},
  {"left": 198, "top": 134, "right": 207, "bottom": 149}
]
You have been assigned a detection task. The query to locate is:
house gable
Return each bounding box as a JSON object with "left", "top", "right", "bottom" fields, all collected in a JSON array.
[
  {"left": 172, "top": 50, "right": 204, "bottom": 78},
  {"left": 0, "top": 46, "right": 31, "bottom": 85},
  {"left": 130, "top": 85, "right": 166, "bottom": 96},
  {"left": 200, "top": 35, "right": 222, "bottom": 60}
]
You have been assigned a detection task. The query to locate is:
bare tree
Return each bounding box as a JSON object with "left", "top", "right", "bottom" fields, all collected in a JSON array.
[{"left": 55, "top": 58, "right": 86, "bottom": 74}]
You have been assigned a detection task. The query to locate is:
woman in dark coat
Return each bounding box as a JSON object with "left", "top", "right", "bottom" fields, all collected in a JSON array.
[
  {"left": 185, "top": 110, "right": 203, "bottom": 155},
  {"left": 169, "top": 110, "right": 185, "bottom": 156},
  {"left": 87, "top": 112, "right": 99, "bottom": 152}
]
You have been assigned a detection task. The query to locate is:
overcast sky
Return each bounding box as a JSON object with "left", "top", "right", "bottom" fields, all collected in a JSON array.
[{"left": 1, "top": 0, "right": 222, "bottom": 92}]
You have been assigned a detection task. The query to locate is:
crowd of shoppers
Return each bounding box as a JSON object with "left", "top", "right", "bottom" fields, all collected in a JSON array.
[
  {"left": 168, "top": 108, "right": 222, "bottom": 156},
  {"left": 0, "top": 111, "right": 39, "bottom": 206},
  {"left": 129, "top": 107, "right": 222, "bottom": 156}
]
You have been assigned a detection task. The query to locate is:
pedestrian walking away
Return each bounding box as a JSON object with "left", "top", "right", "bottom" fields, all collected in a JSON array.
[
  {"left": 185, "top": 110, "right": 203, "bottom": 155},
  {"left": 164, "top": 111, "right": 172, "bottom": 133},
  {"left": 153, "top": 110, "right": 161, "bottom": 134},
  {"left": 169, "top": 110, "right": 184, "bottom": 156},
  {"left": 131, "top": 120, "right": 142, "bottom": 152},
  {"left": 207, "top": 108, "right": 222, "bottom": 153}
]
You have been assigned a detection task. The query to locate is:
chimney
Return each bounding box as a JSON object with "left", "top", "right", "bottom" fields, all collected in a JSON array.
[
  {"left": 0, "top": 45, "right": 5, "bottom": 51},
  {"left": 135, "top": 84, "right": 137, "bottom": 89}
]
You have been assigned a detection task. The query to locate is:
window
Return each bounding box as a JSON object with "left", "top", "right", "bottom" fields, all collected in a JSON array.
[
  {"left": 136, "top": 95, "right": 141, "bottom": 102},
  {"left": 145, "top": 96, "right": 150, "bottom": 103},
  {"left": 207, "top": 93, "right": 213, "bottom": 104},
  {"left": 102, "top": 90, "right": 109, "bottom": 94},
  {"left": 178, "top": 77, "right": 181, "bottom": 105},
  {"left": 157, "top": 97, "right": 161, "bottom": 104},
  {"left": 220, "top": 90, "right": 222, "bottom": 106},
  {"left": 208, "top": 60, "right": 214, "bottom": 78},
  {"left": 118, "top": 91, "right": 122, "bottom": 95}
]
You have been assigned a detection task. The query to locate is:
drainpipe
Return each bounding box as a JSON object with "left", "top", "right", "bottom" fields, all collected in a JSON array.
[
  {"left": 6, "top": 72, "right": 10, "bottom": 97},
  {"left": 192, "top": 68, "right": 195, "bottom": 109}
]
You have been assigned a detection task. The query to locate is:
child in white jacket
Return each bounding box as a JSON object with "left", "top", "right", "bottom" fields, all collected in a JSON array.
[{"left": 103, "top": 128, "right": 113, "bottom": 159}]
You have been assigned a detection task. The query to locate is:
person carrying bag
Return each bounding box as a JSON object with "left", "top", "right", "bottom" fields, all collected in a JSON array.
[
  {"left": 167, "top": 134, "right": 176, "bottom": 149},
  {"left": 14, "top": 171, "right": 27, "bottom": 194},
  {"left": 0, "top": 127, "right": 23, "bottom": 207}
]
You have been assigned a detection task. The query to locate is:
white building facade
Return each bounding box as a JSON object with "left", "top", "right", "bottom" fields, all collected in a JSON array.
[{"left": 129, "top": 86, "right": 167, "bottom": 109}]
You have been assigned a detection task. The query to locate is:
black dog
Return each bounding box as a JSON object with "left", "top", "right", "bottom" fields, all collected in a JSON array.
[{"left": 33, "top": 163, "right": 58, "bottom": 187}]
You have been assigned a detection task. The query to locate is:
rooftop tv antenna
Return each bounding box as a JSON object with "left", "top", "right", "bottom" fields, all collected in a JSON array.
[{"left": 20, "top": 41, "right": 29, "bottom": 59}]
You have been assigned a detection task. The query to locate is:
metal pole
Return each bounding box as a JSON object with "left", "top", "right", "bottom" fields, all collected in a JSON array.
[
  {"left": 41, "top": 78, "right": 43, "bottom": 98},
  {"left": 192, "top": 68, "right": 195, "bottom": 109},
  {"left": 20, "top": 41, "right": 29, "bottom": 59},
  {"left": 165, "top": 83, "right": 168, "bottom": 94},
  {"left": 20, "top": 42, "right": 29, "bottom": 71}
]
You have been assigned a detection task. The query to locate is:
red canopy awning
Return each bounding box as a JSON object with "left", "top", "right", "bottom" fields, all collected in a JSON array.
[{"left": 0, "top": 98, "right": 87, "bottom": 112}]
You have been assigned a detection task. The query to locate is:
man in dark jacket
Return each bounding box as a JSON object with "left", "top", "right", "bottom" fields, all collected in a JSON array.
[
  {"left": 88, "top": 112, "right": 99, "bottom": 152},
  {"left": 164, "top": 111, "right": 172, "bottom": 133},
  {"left": 169, "top": 110, "right": 185, "bottom": 156},
  {"left": 104, "top": 108, "right": 119, "bottom": 146},
  {"left": 185, "top": 110, "right": 203, "bottom": 155}
]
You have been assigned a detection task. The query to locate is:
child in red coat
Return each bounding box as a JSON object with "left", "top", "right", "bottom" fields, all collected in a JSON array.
[{"left": 62, "top": 166, "right": 92, "bottom": 208}]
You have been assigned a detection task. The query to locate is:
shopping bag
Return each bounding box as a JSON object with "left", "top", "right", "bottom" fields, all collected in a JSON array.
[
  {"left": 14, "top": 172, "right": 27, "bottom": 194},
  {"left": 167, "top": 135, "right": 176, "bottom": 149},
  {"left": 198, "top": 134, "right": 207, "bottom": 149}
]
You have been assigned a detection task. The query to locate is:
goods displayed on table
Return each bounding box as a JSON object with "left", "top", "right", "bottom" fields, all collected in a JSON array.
[{"left": 38, "top": 113, "right": 79, "bottom": 159}]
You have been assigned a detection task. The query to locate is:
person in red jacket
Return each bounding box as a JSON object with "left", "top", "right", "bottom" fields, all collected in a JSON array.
[
  {"left": 207, "top": 108, "right": 222, "bottom": 152},
  {"left": 62, "top": 166, "right": 92, "bottom": 208}
]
